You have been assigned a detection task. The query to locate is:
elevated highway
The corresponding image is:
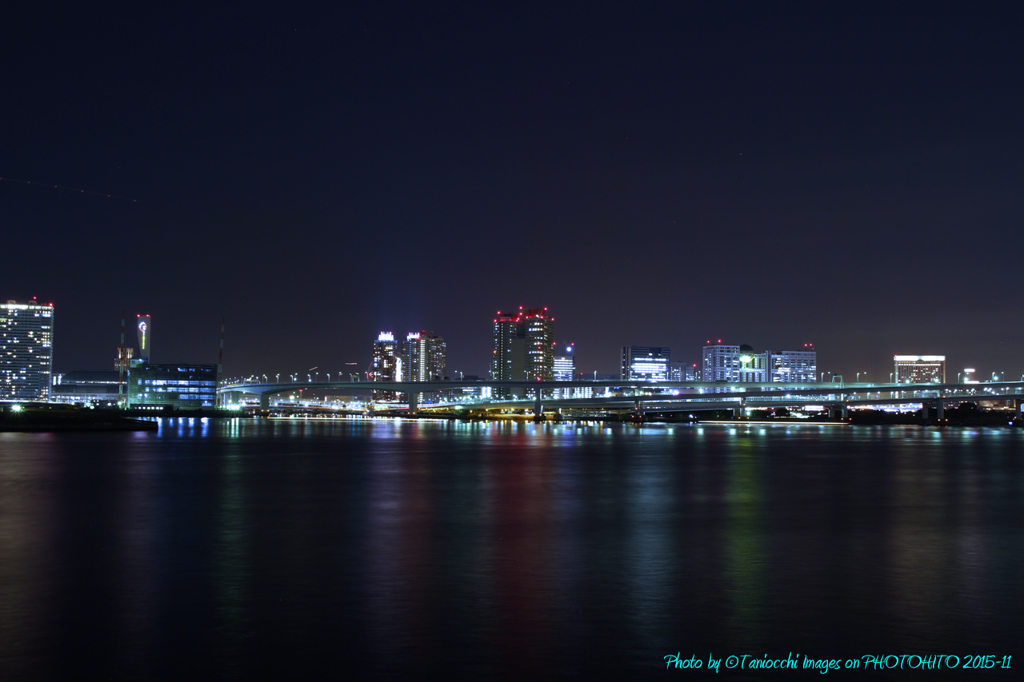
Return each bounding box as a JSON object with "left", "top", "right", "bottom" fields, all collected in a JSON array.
[{"left": 218, "top": 379, "right": 1024, "bottom": 420}]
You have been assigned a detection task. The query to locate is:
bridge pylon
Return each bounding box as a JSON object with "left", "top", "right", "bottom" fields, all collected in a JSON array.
[{"left": 631, "top": 399, "right": 645, "bottom": 423}]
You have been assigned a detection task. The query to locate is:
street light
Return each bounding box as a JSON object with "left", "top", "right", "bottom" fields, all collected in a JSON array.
[{"left": 276, "top": 373, "right": 280, "bottom": 383}]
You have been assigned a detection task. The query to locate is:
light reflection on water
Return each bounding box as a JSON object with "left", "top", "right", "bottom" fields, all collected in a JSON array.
[{"left": 0, "top": 421, "right": 1021, "bottom": 680}]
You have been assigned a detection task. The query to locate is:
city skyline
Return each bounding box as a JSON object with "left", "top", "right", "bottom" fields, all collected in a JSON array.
[
  {"left": 12, "top": 297, "right": 1016, "bottom": 389},
  {"left": 3, "top": 3, "right": 1021, "bottom": 384}
]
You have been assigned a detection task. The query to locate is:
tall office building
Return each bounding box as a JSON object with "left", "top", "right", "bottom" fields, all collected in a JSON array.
[
  {"left": 553, "top": 342, "right": 576, "bottom": 398},
  {"left": 552, "top": 343, "right": 576, "bottom": 381},
  {"left": 703, "top": 342, "right": 816, "bottom": 383},
  {"left": 703, "top": 344, "right": 762, "bottom": 382},
  {"left": 894, "top": 355, "right": 945, "bottom": 384},
  {"left": 621, "top": 346, "right": 671, "bottom": 381},
  {"left": 405, "top": 331, "right": 446, "bottom": 381},
  {"left": 491, "top": 307, "right": 554, "bottom": 398},
  {"left": 371, "top": 332, "right": 400, "bottom": 400},
  {"left": 766, "top": 345, "right": 817, "bottom": 383},
  {"left": 669, "top": 361, "right": 699, "bottom": 382},
  {"left": 1, "top": 299, "right": 54, "bottom": 401}
]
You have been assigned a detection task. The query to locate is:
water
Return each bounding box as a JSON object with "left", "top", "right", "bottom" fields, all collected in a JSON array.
[{"left": 1, "top": 419, "right": 1021, "bottom": 680}]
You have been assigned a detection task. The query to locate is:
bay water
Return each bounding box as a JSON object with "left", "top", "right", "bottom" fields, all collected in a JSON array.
[{"left": 1, "top": 419, "right": 1020, "bottom": 680}]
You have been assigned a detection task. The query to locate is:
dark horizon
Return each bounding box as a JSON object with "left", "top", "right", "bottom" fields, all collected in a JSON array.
[{"left": 4, "top": 2, "right": 1022, "bottom": 383}]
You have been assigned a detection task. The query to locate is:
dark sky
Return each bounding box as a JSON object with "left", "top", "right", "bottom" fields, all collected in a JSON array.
[{"left": 3, "top": 2, "right": 1022, "bottom": 382}]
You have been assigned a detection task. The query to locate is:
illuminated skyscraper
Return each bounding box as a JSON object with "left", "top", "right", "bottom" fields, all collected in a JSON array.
[
  {"left": 1, "top": 299, "right": 54, "bottom": 401},
  {"left": 491, "top": 307, "right": 554, "bottom": 398},
  {"left": 370, "top": 332, "right": 401, "bottom": 400},
  {"left": 405, "top": 331, "right": 446, "bottom": 381}
]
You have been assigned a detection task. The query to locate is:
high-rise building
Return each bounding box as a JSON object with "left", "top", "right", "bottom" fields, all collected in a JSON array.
[
  {"left": 491, "top": 307, "right": 554, "bottom": 398},
  {"left": 1, "top": 299, "right": 54, "bottom": 401},
  {"left": 371, "top": 332, "right": 401, "bottom": 400},
  {"left": 621, "top": 346, "right": 671, "bottom": 381},
  {"left": 702, "top": 344, "right": 763, "bottom": 382},
  {"left": 703, "top": 342, "right": 816, "bottom": 383},
  {"left": 894, "top": 355, "right": 945, "bottom": 384},
  {"left": 405, "top": 331, "right": 446, "bottom": 381},
  {"left": 669, "top": 361, "right": 699, "bottom": 382},
  {"left": 553, "top": 342, "right": 576, "bottom": 398},
  {"left": 766, "top": 345, "right": 817, "bottom": 383},
  {"left": 552, "top": 343, "right": 576, "bottom": 381},
  {"left": 703, "top": 344, "right": 739, "bottom": 382}
]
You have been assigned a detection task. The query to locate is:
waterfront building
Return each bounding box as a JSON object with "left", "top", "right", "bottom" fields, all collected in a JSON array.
[
  {"left": 405, "top": 331, "right": 446, "bottom": 381},
  {"left": 553, "top": 342, "right": 576, "bottom": 397},
  {"left": 1, "top": 299, "right": 54, "bottom": 401},
  {"left": 894, "top": 355, "right": 946, "bottom": 384},
  {"left": 405, "top": 330, "right": 447, "bottom": 404},
  {"left": 491, "top": 307, "right": 554, "bottom": 398},
  {"left": 52, "top": 370, "right": 122, "bottom": 406},
  {"left": 703, "top": 342, "right": 816, "bottom": 383},
  {"left": 621, "top": 346, "right": 671, "bottom": 381},
  {"left": 553, "top": 343, "right": 576, "bottom": 381},
  {"left": 127, "top": 363, "right": 217, "bottom": 409},
  {"left": 669, "top": 361, "right": 684, "bottom": 382},
  {"left": 766, "top": 345, "right": 817, "bottom": 383},
  {"left": 702, "top": 344, "right": 748, "bottom": 382},
  {"left": 371, "top": 332, "right": 400, "bottom": 401},
  {"left": 669, "top": 361, "right": 699, "bottom": 382}
]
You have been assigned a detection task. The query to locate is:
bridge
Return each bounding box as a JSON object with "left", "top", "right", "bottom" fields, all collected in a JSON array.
[{"left": 217, "top": 379, "right": 1024, "bottom": 421}]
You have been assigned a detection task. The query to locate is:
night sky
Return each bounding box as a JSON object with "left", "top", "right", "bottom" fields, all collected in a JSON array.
[{"left": 3, "top": 2, "right": 1022, "bottom": 382}]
